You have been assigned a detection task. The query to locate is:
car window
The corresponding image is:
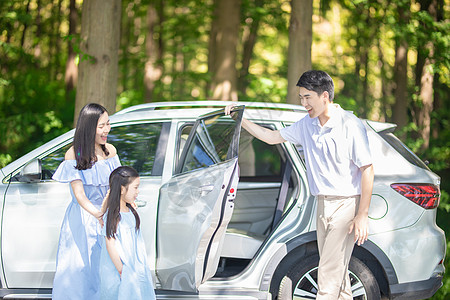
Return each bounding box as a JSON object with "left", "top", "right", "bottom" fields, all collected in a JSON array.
[
  {"left": 108, "top": 122, "right": 166, "bottom": 176},
  {"left": 238, "top": 127, "right": 282, "bottom": 181},
  {"left": 378, "top": 130, "right": 430, "bottom": 171},
  {"left": 178, "top": 123, "right": 282, "bottom": 181},
  {"left": 180, "top": 118, "right": 238, "bottom": 173},
  {"left": 41, "top": 143, "right": 72, "bottom": 180},
  {"left": 20, "top": 122, "right": 166, "bottom": 182}
]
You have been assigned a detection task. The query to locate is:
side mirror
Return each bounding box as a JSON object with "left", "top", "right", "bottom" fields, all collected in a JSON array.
[{"left": 18, "top": 159, "right": 42, "bottom": 183}]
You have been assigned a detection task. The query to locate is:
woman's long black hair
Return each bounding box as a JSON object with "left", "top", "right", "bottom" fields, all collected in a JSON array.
[
  {"left": 73, "top": 103, "right": 110, "bottom": 170},
  {"left": 105, "top": 166, "right": 140, "bottom": 239}
]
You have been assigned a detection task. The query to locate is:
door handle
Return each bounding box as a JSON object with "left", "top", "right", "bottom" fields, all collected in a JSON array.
[
  {"left": 134, "top": 200, "right": 147, "bottom": 207},
  {"left": 199, "top": 184, "right": 214, "bottom": 196}
]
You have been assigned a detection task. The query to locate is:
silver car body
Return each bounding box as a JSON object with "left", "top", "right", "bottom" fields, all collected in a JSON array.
[{"left": 0, "top": 101, "right": 445, "bottom": 299}]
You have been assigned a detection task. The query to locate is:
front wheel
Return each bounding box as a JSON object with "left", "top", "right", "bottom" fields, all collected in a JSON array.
[{"left": 278, "top": 255, "right": 380, "bottom": 300}]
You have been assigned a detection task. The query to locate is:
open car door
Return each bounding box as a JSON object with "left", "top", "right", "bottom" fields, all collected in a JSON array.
[{"left": 156, "top": 106, "right": 244, "bottom": 292}]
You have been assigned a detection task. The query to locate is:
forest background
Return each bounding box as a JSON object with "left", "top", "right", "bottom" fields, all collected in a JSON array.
[{"left": 0, "top": 0, "right": 449, "bottom": 298}]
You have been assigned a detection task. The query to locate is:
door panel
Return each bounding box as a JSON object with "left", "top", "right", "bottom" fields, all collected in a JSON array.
[
  {"left": 156, "top": 159, "right": 238, "bottom": 291},
  {"left": 2, "top": 180, "right": 69, "bottom": 288}
]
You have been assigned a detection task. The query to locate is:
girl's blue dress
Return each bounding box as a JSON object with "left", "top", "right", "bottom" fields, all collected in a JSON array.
[
  {"left": 51, "top": 155, "right": 121, "bottom": 300},
  {"left": 100, "top": 211, "right": 156, "bottom": 300}
]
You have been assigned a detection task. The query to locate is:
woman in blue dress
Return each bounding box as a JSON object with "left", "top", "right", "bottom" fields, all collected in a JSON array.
[
  {"left": 52, "top": 103, "right": 121, "bottom": 299},
  {"left": 100, "top": 166, "right": 156, "bottom": 300}
]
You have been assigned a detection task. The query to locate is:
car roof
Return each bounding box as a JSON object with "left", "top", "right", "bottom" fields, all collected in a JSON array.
[
  {"left": 113, "top": 101, "right": 307, "bottom": 115},
  {"left": 111, "top": 101, "right": 310, "bottom": 124},
  {"left": 113, "top": 101, "right": 397, "bottom": 132}
]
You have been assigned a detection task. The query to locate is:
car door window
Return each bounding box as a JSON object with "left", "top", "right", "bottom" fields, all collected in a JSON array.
[
  {"left": 108, "top": 122, "right": 167, "bottom": 176},
  {"left": 41, "top": 144, "right": 72, "bottom": 180},
  {"left": 14, "top": 122, "right": 167, "bottom": 183},
  {"left": 178, "top": 117, "right": 240, "bottom": 174}
]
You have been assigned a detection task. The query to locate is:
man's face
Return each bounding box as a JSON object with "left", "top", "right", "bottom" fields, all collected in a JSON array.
[{"left": 299, "top": 87, "right": 329, "bottom": 119}]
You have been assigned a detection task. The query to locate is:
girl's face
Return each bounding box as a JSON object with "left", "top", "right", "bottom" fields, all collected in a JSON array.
[
  {"left": 121, "top": 177, "right": 140, "bottom": 205},
  {"left": 95, "top": 112, "right": 111, "bottom": 146}
]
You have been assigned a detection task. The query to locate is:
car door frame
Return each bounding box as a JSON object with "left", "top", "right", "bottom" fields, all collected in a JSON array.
[{"left": 155, "top": 107, "right": 244, "bottom": 293}]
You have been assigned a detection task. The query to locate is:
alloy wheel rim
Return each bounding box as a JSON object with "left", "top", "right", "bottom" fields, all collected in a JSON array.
[{"left": 292, "top": 266, "right": 367, "bottom": 300}]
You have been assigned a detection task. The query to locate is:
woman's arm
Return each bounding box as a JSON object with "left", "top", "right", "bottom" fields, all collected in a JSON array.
[
  {"left": 100, "top": 189, "right": 110, "bottom": 215},
  {"left": 105, "top": 237, "right": 123, "bottom": 275},
  {"left": 71, "top": 180, "right": 104, "bottom": 224}
]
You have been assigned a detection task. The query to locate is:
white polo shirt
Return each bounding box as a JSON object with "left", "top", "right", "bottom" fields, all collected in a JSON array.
[{"left": 280, "top": 104, "right": 372, "bottom": 196}]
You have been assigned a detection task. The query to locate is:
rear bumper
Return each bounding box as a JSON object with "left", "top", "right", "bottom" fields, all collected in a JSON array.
[{"left": 389, "top": 276, "right": 443, "bottom": 299}]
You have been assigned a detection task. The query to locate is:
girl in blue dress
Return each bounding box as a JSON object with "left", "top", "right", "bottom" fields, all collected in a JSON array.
[
  {"left": 52, "top": 103, "right": 121, "bottom": 299},
  {"left": 100, "top": 166, "right": 156, "bottom": 300}
]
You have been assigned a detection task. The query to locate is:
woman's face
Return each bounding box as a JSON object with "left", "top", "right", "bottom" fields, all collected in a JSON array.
[{"left": 95, "top": 112, "right": 111, "bottom": 146}]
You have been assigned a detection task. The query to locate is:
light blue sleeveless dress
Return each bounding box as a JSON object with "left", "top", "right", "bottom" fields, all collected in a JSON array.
[
  {"left": 100, "top": 211, "right": 156, "bottom": 300},
  {"left": 51, "top": 155, "right": 121, "bottom": 300}
]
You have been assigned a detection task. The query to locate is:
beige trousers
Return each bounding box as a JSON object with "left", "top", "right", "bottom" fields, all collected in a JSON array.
[{"left": 316, "top": 195, "right": 360, "bottom": 300}]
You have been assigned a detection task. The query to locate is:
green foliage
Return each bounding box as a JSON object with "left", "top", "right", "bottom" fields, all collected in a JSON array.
[{"left": 0, "top": 40, "right": 72, "bottom": 168}]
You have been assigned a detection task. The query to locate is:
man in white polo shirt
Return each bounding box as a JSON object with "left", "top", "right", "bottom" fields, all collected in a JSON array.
[{"left": 225, "top": 70, "right": 374, "bottom": 299}]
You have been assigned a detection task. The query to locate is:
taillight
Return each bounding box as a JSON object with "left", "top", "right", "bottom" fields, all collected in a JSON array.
[{"left": 391, "top": 183, "right": 440, "bottom": 209}]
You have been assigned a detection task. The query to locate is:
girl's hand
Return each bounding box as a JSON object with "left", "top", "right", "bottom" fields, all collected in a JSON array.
[
  {"left": 94, "top": 210, "right": 104, "bottom": 227},
  {"left": 98, "top": 216, "right": 104, "bottom": 228}
]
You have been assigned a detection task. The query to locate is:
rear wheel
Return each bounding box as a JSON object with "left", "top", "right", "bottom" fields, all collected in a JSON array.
[{"left": 278, "top": 255, "right": 380, "bottom": 300}]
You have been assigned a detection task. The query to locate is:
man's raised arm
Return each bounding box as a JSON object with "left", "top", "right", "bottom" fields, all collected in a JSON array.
[{"left": 225, "top": 104, "right": 286, "bottom": 145}]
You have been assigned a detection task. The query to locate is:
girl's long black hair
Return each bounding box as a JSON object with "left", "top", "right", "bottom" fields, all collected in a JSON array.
[
  {"left": 105, "top": 166, "right": 140, "bottom": 238},
  {"left": 73, "top": 103, "right": 110, "bottom": 170}
]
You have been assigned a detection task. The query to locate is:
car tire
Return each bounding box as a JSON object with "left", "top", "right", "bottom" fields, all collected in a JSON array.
[{"left": 277, "top": 254, "right": 381, "bottom": 300}]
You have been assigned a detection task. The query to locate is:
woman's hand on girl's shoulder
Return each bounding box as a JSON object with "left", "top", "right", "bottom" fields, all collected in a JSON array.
[
  {"left": 64, "top": 146, "right": 76, "bottom": 160},
  {"left": 105, "top": 143, "right": 117, "bottom": 158}
]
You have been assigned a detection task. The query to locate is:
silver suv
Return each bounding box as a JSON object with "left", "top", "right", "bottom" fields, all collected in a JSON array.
[{"left": 0, "top": 101, "right": 445, "bottom": 299}]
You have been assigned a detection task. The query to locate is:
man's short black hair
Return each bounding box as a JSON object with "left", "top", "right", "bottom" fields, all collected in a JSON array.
[{"left": 296, "top": 70, "right": 334, "bottom": 101}]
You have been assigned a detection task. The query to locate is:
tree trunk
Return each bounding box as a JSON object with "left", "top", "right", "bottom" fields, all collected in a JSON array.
[
  {"left": 431, "top": 0, "right": 444, "bottom": 141},
  {"left": 144, "top": 0, "right": 164, "bottom": 102},
  {"left": 50, "top": 0, "right": 63, "bottom": 80},
  {"left": 377, "top": 39, "right": 389, "bottom": 122},
  {"left": 287, "top": 0, "right": 312, "bottom": 104},
  {"left": 65, "top": 0, "right": 78, "bottom": 96},
  {"left": 392, "top": 39, "right": 409, "bottom": 131},
  {"left": 20, "top": 0, "right": 31, "bottom": 47},
  {"left": 34, "top": 0, "right": 42, "bottom": 59},
  {"left": 207, "top": 0, "right": 219, "bottom": 95},
  {"left": 210, "top": 0, "right": 241, "bottom": 101},
  {"left": 74, "top": 0, "right": 121, "bottom": 124},
  {"left": 361, "top": 50, "right": 369, "bottom": 118},
  {"left": 238, "top": 0, "right": 263, "bottom": 96},
  {"left": 415, "top": 0, "right": 437, "bottom": 151},
  {"left": 121, "top": 1, "right": 132, "bottom": 92},
  {"left": 417, "top": 44, "right": 434, "bottom": 150},
  {"left": 391, "top": 1, "right": 410, "bottom": 133}
]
